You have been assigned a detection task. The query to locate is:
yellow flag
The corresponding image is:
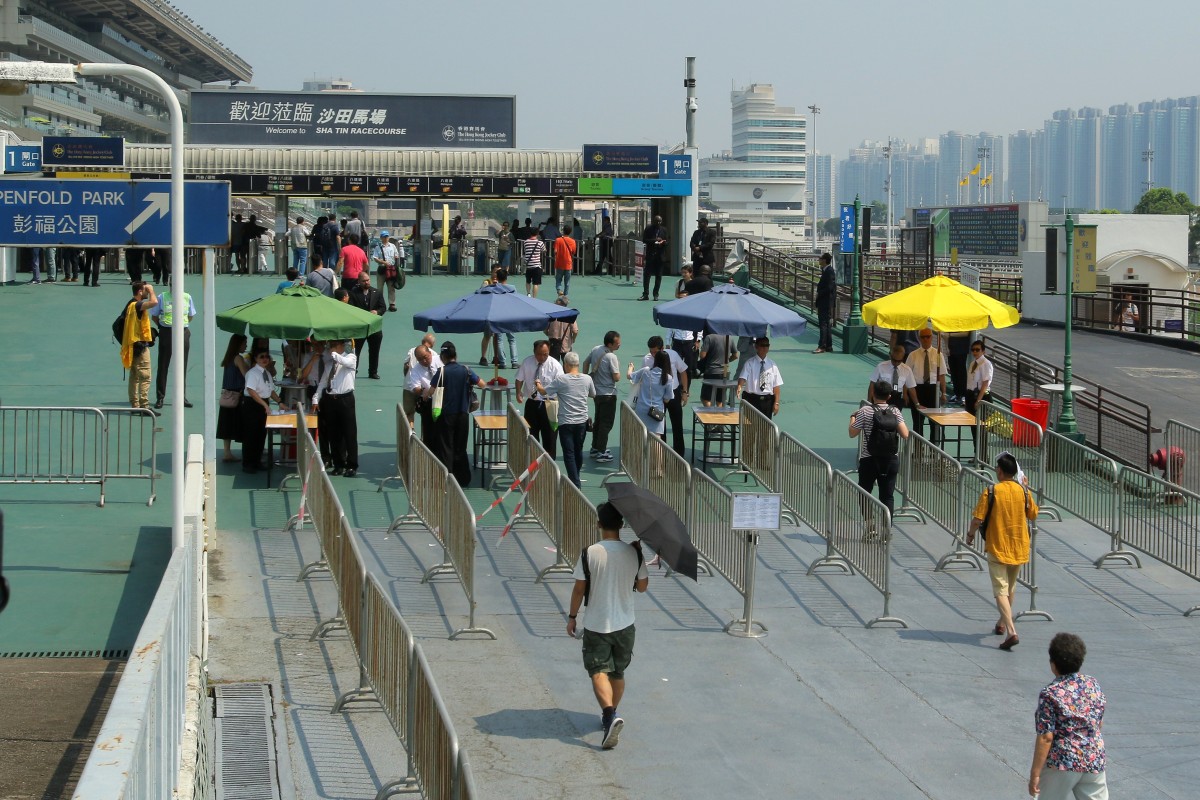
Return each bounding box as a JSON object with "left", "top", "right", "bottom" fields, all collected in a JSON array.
[
  {"left": 969, "top": 163, "right": 981, "bottom": 176},
  {"left": 959, "top": 176, "right": 969, "bottom": 186},
  {"left": 981, "top": 174, "right": 992, "bottom": 186}
]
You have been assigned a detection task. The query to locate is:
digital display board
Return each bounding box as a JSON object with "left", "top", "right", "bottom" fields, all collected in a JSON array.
[{"left": 946, "top": 205, "right": 1019, "bottom": 257}]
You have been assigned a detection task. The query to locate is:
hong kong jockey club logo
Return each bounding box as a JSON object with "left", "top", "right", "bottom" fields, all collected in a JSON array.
[
  {"left": 51, "top": 143, "right": 66, "bottom": 159},
  {"left": 442, "top": 126, "right": 455, "bottom": 142},
  {"left": 591, "top": 151, "right": 605, "bottom": 167}
]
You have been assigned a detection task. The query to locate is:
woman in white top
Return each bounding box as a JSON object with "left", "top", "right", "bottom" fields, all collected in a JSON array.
[
  {"left": 964, "top": 339, "right": 994, "bottom": 416},
  {"left": 628, "top": 350, "right": 672, "bottom": 437},
  {"left": 241, "top": 349, "right": 286, "bottom": 474}
]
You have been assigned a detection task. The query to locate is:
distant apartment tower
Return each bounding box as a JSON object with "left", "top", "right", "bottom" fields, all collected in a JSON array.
[
  {"left": 837, "top": 139, "right": 938, "bottom": 213},
  {"left": 937, "top": 131, "right": 1004, "bottom": 206},
  {"left": 811, "top": 152, "right": 835, "bottom": 220},
  {"left": 699, "top": 84, "right": 807, "bottom": 238},
  {"left": 0, "top": 0, "right": 251, "bottom": 142},
  {"left": 1007, "top": 129, "right": 1044, "bottom": 204},
  {"left": 301, "top": 78, "right": 359, "bottom": 92},
  {"left": 1044, "top": 107, "right": 1103, "bottom": 211}
]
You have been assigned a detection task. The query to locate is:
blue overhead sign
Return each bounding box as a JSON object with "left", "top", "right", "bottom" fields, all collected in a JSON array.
[
  {"left": 0, "top": 179, "right": 230, "bottom": 247},
  {"left": 840, "top": 204, "right": 857, "bottom": 253},
  {"left": 4, "top": 145, "right": 41, "bottom": 173},
  {"left": 42, "top": 136, "right": 125, "bottom": 167},
  {"left": 611, "top": 178, "right": 692, "bottom": 197},
  {"left": 659, "top": 154, "right": 693, "bottom": 180},
  {"left": 584, "top": 145, "right": 659, "bottom": 174}
]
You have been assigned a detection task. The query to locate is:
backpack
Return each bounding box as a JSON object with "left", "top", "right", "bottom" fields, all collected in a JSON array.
[
  {"left": 978, "top": 481, "right": 1031, "bottom": 542},
  {"left": 866, "top": 405, "right": 900, "bottom": 466},
  {"left": 112, "top": 300, "right": 135, "bottom": 343},
  {"left": 318, "top": 221, "right": 339, "bottom": 253}
]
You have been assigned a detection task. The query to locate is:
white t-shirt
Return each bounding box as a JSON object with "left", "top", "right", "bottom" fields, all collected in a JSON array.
[
  {"left": 571, "top": 539, "right": 648, "bottom": 634},
  {"left": 967, "top": 356, "right": 994, "bottom": 392}
]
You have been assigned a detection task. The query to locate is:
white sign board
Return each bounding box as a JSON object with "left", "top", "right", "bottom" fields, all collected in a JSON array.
[{"left": 731, "top": 493, "right": 782, "bottom": 531}]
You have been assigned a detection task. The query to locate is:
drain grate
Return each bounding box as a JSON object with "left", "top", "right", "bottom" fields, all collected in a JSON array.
[
  {"left": 0, "top": 648, "right": 130, "bottom": 659},
  {"left": 214, "top": 683, "right": 281, "bottom": 800}
]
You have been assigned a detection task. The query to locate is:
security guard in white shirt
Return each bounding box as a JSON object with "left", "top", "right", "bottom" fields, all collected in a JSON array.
[{"left": 313, "top": 339, "right": 359, "bottom": 477}]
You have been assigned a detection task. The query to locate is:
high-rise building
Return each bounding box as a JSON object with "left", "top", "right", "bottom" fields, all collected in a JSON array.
[
  {"left": 811, "top": 152, "right": 835, "bottom": 221},
  {"left": 0, "top": 0, "right": 251, "bottom": 143},
  {"left": 1007, "top": 129, "right": 1044, "bottom": 204},
  {"left": 698, "top": 84, "right": 808, "bottom": 240},
  {"left": 836, "top": 139, "right": 938, "bottom": 215}
]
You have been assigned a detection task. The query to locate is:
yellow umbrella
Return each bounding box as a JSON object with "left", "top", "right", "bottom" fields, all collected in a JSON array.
[{"left": 862, "top": 274, "right": 1020, "bottom": 333}]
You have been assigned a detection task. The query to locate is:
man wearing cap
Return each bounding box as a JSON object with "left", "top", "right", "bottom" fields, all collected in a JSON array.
[
  {"left": 689, "top": 215, "right": 716, "bottom": 273},
  {"left": 373, "top": 230, "right": 401, "bottom": 312},
  {"left": 737, "top": 337, "right": 783, "bottom": 419}
]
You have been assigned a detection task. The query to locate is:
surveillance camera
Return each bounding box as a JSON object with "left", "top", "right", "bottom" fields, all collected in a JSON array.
[{"left": 686, "top": 98, "right": 698, "bottom": 113}]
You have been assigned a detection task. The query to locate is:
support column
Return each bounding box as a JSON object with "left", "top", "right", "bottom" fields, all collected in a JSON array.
[
  {"left": 416, "top": 196, "right": 431, "bottom": 276},
  {"left": 274, "top": 195, "right": 288, "bottom": 275}
]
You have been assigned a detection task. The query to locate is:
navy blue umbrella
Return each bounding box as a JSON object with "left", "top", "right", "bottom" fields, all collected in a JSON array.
[
  {"left": 412, "top": 284, "right": 579, "bottom": 334},
  {"left": 652, "top": 283, "right": 806, "bottom": 338}
]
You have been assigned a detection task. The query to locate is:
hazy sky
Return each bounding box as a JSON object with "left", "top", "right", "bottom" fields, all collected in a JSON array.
[{"left": 172, "top": 0, "right": 1200, "bottom": 159}]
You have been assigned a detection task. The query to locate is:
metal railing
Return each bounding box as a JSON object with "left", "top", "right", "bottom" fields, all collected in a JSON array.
[
  {"left": 733, "top": 401, "right": 779, "bottom": 491},
  {"left": 645, "top": 432, "right": 692, "bottom": 530},
  {"left": 778, "top": 433, "right": 833, "bottom": 541},
  {"left": 556, "top": 473, "right": 600, "bottom": 574},
  {"left": 0, "top": 405, "right": 158, "bottom": 506},
  {"left": 440, "top": 478, "right": 495, "bottom": 639},
  {"left": 1163, "top": 419, "right": 1200, "bottom": 496},
  {"left": 823, "top": 471, "right": 906, "bottom": 628},
  {"left": 611, "top": 401, "right": 648, "bottom": 485},
  {"left": 974, "top": 400, "right": 1057, "bottom": 520},
  {"left": 1116, "top": 468, "right": 1200, "bottom": 616},
  {"left": 1072, "top": 287, "right": 1200, "bottom": 341},
  {"left": 505, "top": 403, "right": 532, "bottom": 483},
  {"left": 896, "top": 433, "right": 962, "bottom": 534},
  {"left": 72, "top": 435, "right": 206, "bottom": 799},
  {"left": 378, "top": 402, "right": 415, "bottom": 495}
]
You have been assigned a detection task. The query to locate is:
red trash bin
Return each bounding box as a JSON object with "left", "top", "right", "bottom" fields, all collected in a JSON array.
[{"left": 1010, "top": 398, "right": 1049, "bottom": 446}]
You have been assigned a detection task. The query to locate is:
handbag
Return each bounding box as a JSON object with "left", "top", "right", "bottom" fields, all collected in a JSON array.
[
  {"left": 431, "top": 369, "right": 445, "bottom": 419},
  {"left": 219, "top": 388, "right": 241, "bottom": 408},
  {"left": 647, "top": 405, "right": 665, "bottom": 422},
  {"left": 469, "top": 388, "right": 480, "bottom": 413},
  {"left": 545, "top": 398, "right": 560, "bottom": 430}
]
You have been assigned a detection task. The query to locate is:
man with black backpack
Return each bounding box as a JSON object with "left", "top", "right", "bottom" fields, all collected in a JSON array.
[{"left": 850, "top": 379, "right": 910, "bottom": 518}]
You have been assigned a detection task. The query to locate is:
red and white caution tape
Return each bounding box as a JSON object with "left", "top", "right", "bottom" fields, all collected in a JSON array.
[
  {"left": 476, "top": 458, "right": 540, "bottom": 523},
  {"left": 294, "top": 450, "right": 320, "bottom": 530}
]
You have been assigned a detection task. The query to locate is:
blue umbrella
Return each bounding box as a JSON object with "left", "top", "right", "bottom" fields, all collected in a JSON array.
[
  {"left": 412, "top": 284, "right": 579, "bottom": 334},
  {"left": 652, "top": 283, "right": 806, "bottom": 337}
]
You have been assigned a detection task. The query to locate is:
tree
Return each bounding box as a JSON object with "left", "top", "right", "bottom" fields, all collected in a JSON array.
[
  {"left": 819, "top": 217, "right": 840, "bottom": 236},
  {"left": 1133, "top": 188, "right": 1200, "bottom": 256},
  {"left": 869, "top": 200, "right": 887, "bottom": 219}
]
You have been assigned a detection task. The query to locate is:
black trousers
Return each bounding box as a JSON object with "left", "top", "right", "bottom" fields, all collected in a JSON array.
[
  {"left": 592, "top": 395, "right": 617, "bottom": 452},
  {"left": 742, "top": 392, "right": 775, "bottom": 420},
  {"left": 321, "top": 392, "right": 359, "bottom": 470},
  {"left": 948, "top": 336, "right": 971, "bottom": 399},
  {"left": 241, "top": 400, "right": 267, "bottom": 470},
  {"left": 666, "top": 390, "right": 685, "bottom": 457},
  {"left": 156, "top": 325, "right": 190, "bottom": 403},
  {"left": 434, "top": 412, "right": 471, "bottom": 486},
  {"left": 858, "top": 455, "right": 900, "bottom": 517},
  {"left": 353, "top": 331, "right": 383, "bottom": 378},
  {"left": 524, "top": 398, "right": 556, "bottom": 458},
  {"left": 910, "top": 384, "right": 942, "bottom": 445},
  {"left": 817, "top": 309, "right": 834, "bottom": 350},
  {"left": 672, "top": 339, "right": 697, "bottom": 379},
  {"left": 125, "top": 249, "right": 144, "bottom": 283},
  {"left": 642, "top": 261, "right": 663, "bottom": 298},
  {"left": 417, "top": 398, "right": 437, "bottom": 450}
]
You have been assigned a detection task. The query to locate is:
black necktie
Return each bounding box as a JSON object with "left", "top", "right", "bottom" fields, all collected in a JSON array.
[
  {"left": 892, "top": 364, "right": 899, "bottom": 388},
  {"left": 924, "top": 350, "right": 931, "bottom": 383}
]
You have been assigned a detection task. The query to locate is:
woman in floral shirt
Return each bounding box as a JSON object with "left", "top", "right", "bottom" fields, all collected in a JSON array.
[{"left": 1029, "top": 632, "right": 1108, "bottom": 799}]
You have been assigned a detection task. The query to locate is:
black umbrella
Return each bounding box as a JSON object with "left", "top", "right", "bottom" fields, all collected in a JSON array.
[{"left": 605, "top": 482, "right": 698, "bottom": 581}]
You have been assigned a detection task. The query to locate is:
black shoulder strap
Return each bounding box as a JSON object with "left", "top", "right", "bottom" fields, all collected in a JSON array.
[
  {"left": 581, "top": 544, "right": 592, "bottom": 606},
  {"left": 981, "top": 485, "right": 996, "bottom": 538}
]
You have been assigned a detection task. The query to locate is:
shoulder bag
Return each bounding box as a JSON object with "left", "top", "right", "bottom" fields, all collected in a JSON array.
[{"left": 431, "top": 369, "right": 445, "bottom": 419}]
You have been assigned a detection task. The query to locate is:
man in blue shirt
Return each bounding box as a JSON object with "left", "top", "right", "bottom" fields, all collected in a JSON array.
[{"left": 426, "top": 341, "right": 486, "bottom": 486}]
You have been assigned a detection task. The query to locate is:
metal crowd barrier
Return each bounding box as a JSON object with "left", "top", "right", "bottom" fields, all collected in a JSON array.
[
  {"left": 646, "top": 432, "right": 692, "bottom": 529},
  {"left": 896, "top": 433, "right": 962, "bottom": 533},
  {"left": 554, "top": 473, "right": 600, "bottom": 577},
  {"left": 974, "top": 399, "right": 1055, "bottom": 519},
  {"left": 689, "top": 469, "right": 767, "bottom": 635},
  {"left": 1116, "top": 468, "right": 1200, "bottom": 616},
  {"left": 389, "top": 437, "right": 449, "bottom": 543},
  {"left": 1163, "top": 419, "right": 1200, "bottom": 497},
  {"left": 1038, "top": 429, "right": 1136, "bottom": 568},
  {"left": 440, "top": 478, "right": 495, "bottom": 639},
  {"left": 362, "top": 573, "right": 415, "bottom": 798},
  {"left": 733, "top": 401, "right": 779, "bottom": 491},
  {"left": 332, "top": 520, "right": 372, "bottom": 708},
  {"left": 286, "top": 410, "right": 320, "bottom": 533},
  {"left": 505, "top": 403, "right": 532, "bottom": 482},
  {"left": 296, "top": 430, "right": 337, "bottom": 579},
  {"left": 821, "top": 471, "right": 906, "bottom": 628},
  {"left": 523, "top": 448, "right": 559, "bottom": 538},
  {"left": 607, "top": 401, "right": 648, "bottom": 485},
  {"left": 778, "top": 433, "right": 833, "bottom": 543},
  {"left": 308, "top": 468, "right": 350, "bottom": 640},
  {"left": 0, "top": 405, "right": 157, "bottom": 506},
  {"left": 378, "top": 402, "right": 415, "bottom": 495}
]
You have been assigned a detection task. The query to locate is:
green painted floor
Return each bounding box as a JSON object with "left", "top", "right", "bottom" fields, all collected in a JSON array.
[{"left": 0, "top": 266, "right": 879, "bottom": 655}]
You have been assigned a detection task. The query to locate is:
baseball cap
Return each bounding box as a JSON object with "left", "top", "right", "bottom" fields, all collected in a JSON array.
[{"left": 380, "top": 230, "right": 390, "bottom": 237}]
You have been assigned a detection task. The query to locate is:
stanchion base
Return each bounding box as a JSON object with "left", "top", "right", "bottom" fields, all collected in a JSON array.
[
  {"left": 384, "top": 514, "right": 421, "bottom": 536},
  {"left": 450, "top": 626, "right": 498, "bottom": 641},
  {"left": 893, "top": 506, "right": 926, "bottom": 524},
  {"left": 807, "top": 556, "right": 853, "bottom": 576},
  {"left": 421, "top": 562, "right": 457, "bottom": 584},
  {"left": 377, "top": 473, "right": 403, "bottom": 493},
  {"left": 1183, "top": 605, "right": 1200, "bottom": 617},
  {"left": 332, "top": 685, "right": 378, "bottom": 713},
  {"left": 376, "top": 777, "right": 420, "bottom": 799},
  {"left": 277, "top": 471, "right": 300, "bottom": 492},
  {"left": 724, "top": 618, "right": 767, "bottom": 638},
  {"left": 536, "top": 563, "right": 574, "bottom": 584},
  {"left": 297, "top": 559, "right": 329, "bottom": 581},
  {"left": 1094, "top": 550, "right": 1141, "bottom": 569},
  {"left": 309, "top": 615, "right": 345, "bottom": 641},
  {"left": 866, "top": 615, "right": 908, "bottom": 629},
  {"left": 936, "top": 549, "right": 983, "bottom": 571},
  {"left": 285, "top": 511, "right": 313, "bottom": 533},
  {"left": 1015, "top": 609, "right": 1053, "bottom": 622}
]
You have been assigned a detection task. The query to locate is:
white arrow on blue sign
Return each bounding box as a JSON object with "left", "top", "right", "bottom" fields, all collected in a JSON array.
[{"left": 0, "top": 179, "right": 230, "bottom": 247}]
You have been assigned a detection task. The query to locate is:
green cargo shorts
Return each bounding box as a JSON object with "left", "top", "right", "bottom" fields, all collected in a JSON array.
[{"left": 581, "top": 624, "right": 636, "bottom": 679}]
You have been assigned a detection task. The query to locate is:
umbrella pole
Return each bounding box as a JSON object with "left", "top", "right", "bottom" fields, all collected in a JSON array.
[{"left": 722, "top": 530, "right": 768, "bottom": 638}]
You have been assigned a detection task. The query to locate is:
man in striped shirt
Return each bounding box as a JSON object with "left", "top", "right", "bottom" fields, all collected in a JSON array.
[{"left": 522, "top": 232, "right": 547, "bottom": 298}]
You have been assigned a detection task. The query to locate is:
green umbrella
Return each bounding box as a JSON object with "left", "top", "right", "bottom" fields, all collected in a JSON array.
[{"left": 216, "top": 285, "right": 383, "bottom": 340}]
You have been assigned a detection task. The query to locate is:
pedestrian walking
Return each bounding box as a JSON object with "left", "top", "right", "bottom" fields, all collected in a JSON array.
[{"left": 583, "top": 331, "right": 621, "bottom": 461}]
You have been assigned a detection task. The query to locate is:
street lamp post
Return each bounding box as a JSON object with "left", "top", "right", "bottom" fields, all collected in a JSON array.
[
  {"left": 840, "top": 195, "right": 868, "bottom": 354},
  {"left": 808, "top": 104, "right": 820, "bottom": 249},
  {"left": 1056, "top": 213, "right": 1081, "bottom": 437},
  {"left": 0, "top": 61, "right": 189, "bottom": 549}
]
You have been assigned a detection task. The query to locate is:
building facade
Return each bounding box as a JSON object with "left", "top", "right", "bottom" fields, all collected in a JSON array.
[{"left": 0, "top": 0, "right": 251, "bottom": 143}]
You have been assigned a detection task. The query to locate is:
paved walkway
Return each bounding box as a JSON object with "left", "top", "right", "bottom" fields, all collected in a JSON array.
[{"left": 3, "top": 268, "right": 1199, "bottom": 798}]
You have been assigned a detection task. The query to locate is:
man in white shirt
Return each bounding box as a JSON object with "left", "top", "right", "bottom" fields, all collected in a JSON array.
[
  {"left": 642, "top": 335, "right": 689, "bottom": 456},
  {"left": 906, "top": 328, "right": 948, "bottom": 443},
  {"left": 565, "top": 501, "right": 649, "bottom": 750},
  {"left": 736, "top": 337, "right": 783, "bottom": 420},
  {"left": 313, "top": 339, "right": 359, "bottom": 477},
  {"left": 373, "top": 230, "right": 401, "bottom": 312},
  {"left": 868, "top": 344, "right": 918, "bottom": 412},
  {"left": 516, "top": 340, "right": 564, "bottom": 457},
  {"left": 964, "top": 339, "right": 994, "bottom": 416},
  {"left": 288, "top": 217, "right": 311, "bottom": 275},
  {"left": 405, "top": 344, "right": 438, "bottom": 445}
]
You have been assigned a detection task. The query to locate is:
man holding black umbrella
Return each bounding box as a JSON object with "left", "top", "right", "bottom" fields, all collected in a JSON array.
[{"left": 565, "top": 501, "right": 649, "bottom": 750}]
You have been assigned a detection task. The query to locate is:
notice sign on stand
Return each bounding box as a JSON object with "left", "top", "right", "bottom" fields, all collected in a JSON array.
[{"left": 731, "top": 493, "right": 782, "bottom": 531}]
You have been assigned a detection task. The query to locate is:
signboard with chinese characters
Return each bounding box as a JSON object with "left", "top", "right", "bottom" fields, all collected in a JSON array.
[
  {"left": 0, "top": 179, "right": 230, "bottom": 247},
  {"left": 659, "top": 154, "right": 693, "bottom": 180},
  {"left": 188, "top": 91, "right": 516, "bottom": 148},
  {"left": 611, "top": 178, "right": 691, "bottom": 196},
  {"left": 1072, "top": 224, "right": 1098, "bottom": 293},
  {"left": 42, "top": 136, "right": 124, "bottom": 167},
  {"left": 840, "top": 204, "right": 856, "bottom": 253},
  {"left": 4, "top": 144, "right": 41, "bottom": 173},
  {"left": 583, "top": 145, "right": 659, "bottom": 174}
]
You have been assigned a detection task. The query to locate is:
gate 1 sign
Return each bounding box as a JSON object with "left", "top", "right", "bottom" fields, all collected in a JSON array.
[{"left": 4, "top": 145, "right": 41, "bottom": 173}]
